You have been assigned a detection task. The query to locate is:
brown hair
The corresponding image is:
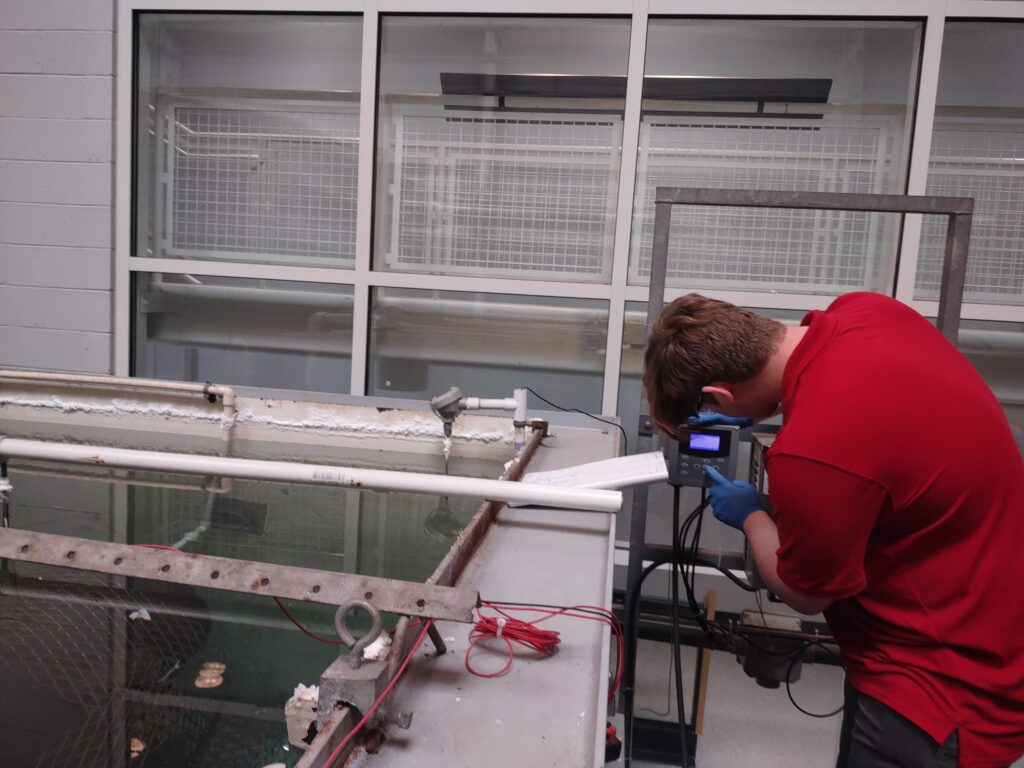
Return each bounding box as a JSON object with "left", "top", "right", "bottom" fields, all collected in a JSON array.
[{"left": 643, "top": 294, "right": 784, "bottom": 438}]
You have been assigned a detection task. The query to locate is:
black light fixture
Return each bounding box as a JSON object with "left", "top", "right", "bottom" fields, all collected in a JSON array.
[{"left": 439, "top": 72, "right": 832, "bottom": 118}]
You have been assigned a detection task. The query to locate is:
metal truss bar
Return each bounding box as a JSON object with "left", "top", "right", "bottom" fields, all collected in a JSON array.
[
  {"left": 651, "top": 186, "right": 974, "bottom": 345},
  {"left": 654, "top": 187, "right": 975, "bottom": 216},
  {"left": 0, "top": 528, "right": 479, "bottom": 623},
  {"left": 123, "top": 689, "right": 284, "bottom": 722}
]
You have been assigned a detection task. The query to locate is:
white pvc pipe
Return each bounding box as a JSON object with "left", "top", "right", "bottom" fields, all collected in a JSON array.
[
  {"left": 0, "top": 438, "right": 622, "bottom": 514},
  {"left": 461, "top": 391, "right": 530, "bottom": 451},
  {"left": 463, "top": 397, "right": 518, "bottom": 411},
  {"left": 0, "top": 371, "right": 238, "bottom": 453}
]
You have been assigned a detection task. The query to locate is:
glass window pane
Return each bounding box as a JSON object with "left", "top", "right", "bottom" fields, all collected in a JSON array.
[
  {"left": 134, "top": 274, "right": 353, "bottom": 393},
  {"left": 374, "top": 16, "right": 631, "bottom": 283},
  {"left": 918, "top": 22, "right": 1024, "bottom": 306},
  {"left": 368, "top": 288, "right": 608, "bottom": 410},
  {"left": 957, "top": 319, "right": 1024, "bottom": 452},
  {"left": 631, "top": 19, "right": 922, "bottom": 294},
  {"left": 135, "top": 14, "right": 363, "bottom": 267}
]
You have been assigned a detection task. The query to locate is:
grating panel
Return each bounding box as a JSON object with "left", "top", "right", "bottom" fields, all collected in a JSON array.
[
  {"left": 630, "top": 117, "right": 901, "bottom": 293},
  {"left": 918, "top": 120, "right": 1024, "bottom": 304},
  {"left": 384, "top": 114, "right": 620, "bottom": 280},
  {"left": 0, "top": 574, "right": 289, "bottom": 768},
  {"left": 165, "top": 106, "right": 359, "bottom": 265}
]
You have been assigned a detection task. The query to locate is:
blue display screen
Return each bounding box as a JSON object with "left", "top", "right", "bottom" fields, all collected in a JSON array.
[{"left": 689, "top": 433, "right": 721, "bottom": 452}]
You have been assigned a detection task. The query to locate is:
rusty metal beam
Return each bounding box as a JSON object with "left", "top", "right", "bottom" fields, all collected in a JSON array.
[
  {"left": 0, "top": 528, "right": 479, "bottom": 623},
  {"left": 295, "top": 706, "right": 360, "bottom": 768}
]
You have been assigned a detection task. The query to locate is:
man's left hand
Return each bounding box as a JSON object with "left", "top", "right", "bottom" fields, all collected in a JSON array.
[{"left": 687, "top": 411, "right": 753, "bottom": 428}]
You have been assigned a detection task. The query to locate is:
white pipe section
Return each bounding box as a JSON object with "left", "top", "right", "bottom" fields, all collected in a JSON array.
[
  {"left": 513, "top": 388, "right": 528, "bottom": 424},
  {"left": 0, "top": 371, "right": 238, "bottom": 454},
  {"left": 460, "top": 390, "right": 530, "bottom": 450},
  {"left": 0, "top": 438, "right": 622, "bottom": 514},
  {"left": 463, "top": 397, "right": 518, "bottom": 411}
]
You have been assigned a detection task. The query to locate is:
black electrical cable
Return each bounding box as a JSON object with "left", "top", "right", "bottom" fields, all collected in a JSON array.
[
  {"left": 623, "top": 551, "right": 674, "bottom": 767},
  {"left": 670, "top": 486, "right": 690, "bottom": 767},
  {"left": 785, "top": 640, "right": 845, "bottom": 718},
  {"left": 625, "top": 488, "right": 839, "bottom": 765},
  {"left": 674, "top": 494, "right": 727, "bottom": 646},
  {"left": 521, "top": 386, "right": 629, "bottom": 452}
]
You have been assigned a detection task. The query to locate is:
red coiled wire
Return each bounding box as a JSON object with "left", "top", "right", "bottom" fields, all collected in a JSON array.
[{"left": 467, "top": 601, "right": 624, "bottom": 699}]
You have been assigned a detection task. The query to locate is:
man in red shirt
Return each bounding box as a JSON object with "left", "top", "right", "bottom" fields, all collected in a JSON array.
[{"left": 643, "top": 292, "right": 1024, "bottom": 768}]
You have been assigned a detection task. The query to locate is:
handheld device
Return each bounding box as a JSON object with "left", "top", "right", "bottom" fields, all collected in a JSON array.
[{"left": 666, "top": 426, "right": 738, "bottom": 488}]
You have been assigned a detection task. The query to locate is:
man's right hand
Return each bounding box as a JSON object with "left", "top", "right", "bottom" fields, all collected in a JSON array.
[{"left": 705, "top": 466, "right": 763, "bottom": 530}]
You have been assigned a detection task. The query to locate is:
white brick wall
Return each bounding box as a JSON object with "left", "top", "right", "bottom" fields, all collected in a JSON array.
[{"left": 0, "top": 0, "right": 114, "bottom": 374}]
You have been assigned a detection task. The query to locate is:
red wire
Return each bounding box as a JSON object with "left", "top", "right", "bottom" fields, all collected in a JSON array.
[
  {"left": 323, "top": 619, "right": 434, "bottom": 767},
  {"left": 133, "top": 544, "right": 180, "bottom": 551},
  {"left": 468, "top": 602, "right": 624, "bottom": 699},
  {"left": 465, "top": 614, "right": 560, "bottom": 678},
  {"left": 273, "top": 596, "right": 342, "bottom": 645}
]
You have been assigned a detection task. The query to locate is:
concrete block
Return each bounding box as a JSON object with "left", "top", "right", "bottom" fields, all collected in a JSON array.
[
  {"left": 0, "top": 74, "right": 111, "bottom": 119},
  {"left": 2, "top": 244, "right": 111, "bottom": 290},
  {"left": 0, "top": 285, "right": 110, "bottom": 333},
  {"left": 0, "top": 160, "right": 112, "bottom": 205},
  {"left": 0, "top": 118, "right": 112, "bottom": 162},
  {"left": 0, "top": 326, "right": 110, "bottom": 373},
  {"left": 3, "top": 0, "right": 114, "bottom": 32},
  {"left": 0, "top": 202, "right": 112, "bottom": 248},
  {"left": 82, "top": 75, "right": 113, "bottom": 119},
  {"left": 0, "top": 32, "right": 44, "bottom": 73},
  {"left": 44, "top": 32, "right": 114, "bottom": 76}
]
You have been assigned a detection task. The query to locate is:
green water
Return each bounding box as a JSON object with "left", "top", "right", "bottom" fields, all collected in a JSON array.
[{"left": 0, "top": 459, "right": 500, "bottom": 767}]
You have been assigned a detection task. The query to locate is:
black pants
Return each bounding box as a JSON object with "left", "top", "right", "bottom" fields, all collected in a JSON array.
[{"left": 837, "top": 681, "right": 958, "bottom": 768}]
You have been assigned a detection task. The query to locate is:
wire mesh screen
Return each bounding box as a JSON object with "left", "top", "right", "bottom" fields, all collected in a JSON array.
[
  {"left": 0, "top": 569, "right": 298, "bottom": 768},
  {"left": 358, "top": 492, "right": 476, "bottom": 583},
  {"left": 383, "top": 114, "right": 620, "bottom": 280},
  {"left": 165, "top": 105, "right": 360, "bottom": 266},
  {"left": 630, "top": 117, "right": 901, "bottom": 293},
  {"left": 918, "top": 120, "right": 1024, "bottom": 304}
]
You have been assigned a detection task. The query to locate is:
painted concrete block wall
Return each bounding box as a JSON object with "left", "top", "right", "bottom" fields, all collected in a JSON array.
[{"left": 0, "top": 0, "right": 115, "bottom": 374}]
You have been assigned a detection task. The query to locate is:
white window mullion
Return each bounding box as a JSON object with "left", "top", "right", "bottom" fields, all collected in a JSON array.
[
  {"left": 602, "top": 2, "right": 649, "bottom": 417},
  {"left": 896, "top": 14, "right": 945, "bottom": 305},
  {"left": 114, "top": 1, "right": 136, "bottom": 376},
  {"left": 350, "top": 2, "right": 380, "bottom": 396}
]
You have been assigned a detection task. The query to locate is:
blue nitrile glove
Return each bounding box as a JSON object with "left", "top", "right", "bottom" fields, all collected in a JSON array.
[
  {"left": 687, "top": 410, "right": 753, "bottom": 428},
  {"left": 705, "top": 466, "right": 763, "bottom": 531}
]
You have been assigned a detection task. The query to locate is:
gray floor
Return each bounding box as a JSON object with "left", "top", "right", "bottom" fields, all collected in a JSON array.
[{"left": 616, "top": 639, "right": 1024, "bottom": 768}]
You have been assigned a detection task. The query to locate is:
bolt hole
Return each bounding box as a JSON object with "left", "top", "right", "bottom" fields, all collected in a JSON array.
[
  {"left": 19, "top": 544, "right": 29, "bottom": 553},
  {"left": 66, "top": 551, "right": 76, "bottom": 560},
  {"left": 114, "top": 557, "right": 123, "bottom": 566},
  {"left": 160, "top": 564, "right": 170, "bottom": 573},
  {"left": 210, "top": 570, "right": 219, "bottom": 580},
  {"left": 416, "top": 599, "right": 426, "bottom": 609},
  {"left": 260, "top": 577, "right": 269, "bottom": 587},
  {"left": 311, "top": 585, "right": 321, "bottom": 594},
  {"left": 364, "top": 591, "right": 373, "bottom": 600}
]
